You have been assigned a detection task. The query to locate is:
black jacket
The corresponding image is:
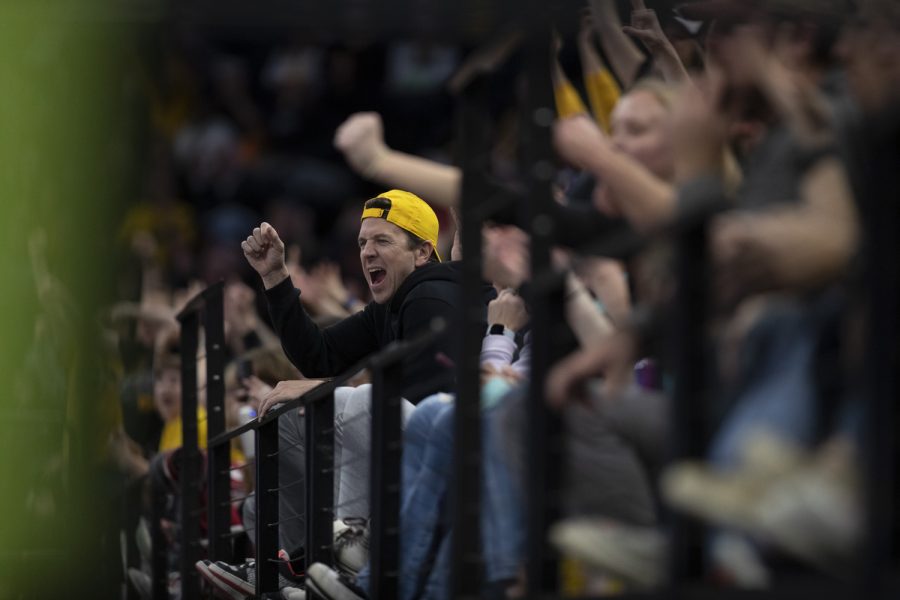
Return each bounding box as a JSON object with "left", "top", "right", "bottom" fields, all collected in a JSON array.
[{"left": 264, "top": 261, "right": 463, "bottom": 403}]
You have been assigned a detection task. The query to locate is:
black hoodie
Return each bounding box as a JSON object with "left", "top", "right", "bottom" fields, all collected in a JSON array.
[{"left": 264, "top": 261, "right": 463, "bottom": 403}]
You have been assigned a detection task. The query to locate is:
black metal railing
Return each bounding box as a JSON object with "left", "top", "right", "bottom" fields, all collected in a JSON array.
[{"left": 162, "top": 283, "right": 447, "bottom": 599}]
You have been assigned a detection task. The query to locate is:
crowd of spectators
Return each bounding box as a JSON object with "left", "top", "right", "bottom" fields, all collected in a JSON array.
[{"left": 52, "top": 0, "right": 900, "bottom": 598}]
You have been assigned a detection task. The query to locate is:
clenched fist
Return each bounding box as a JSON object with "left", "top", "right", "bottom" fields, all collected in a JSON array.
[
  {"left": 334, "top": 112, "right": 389, "bottom": 177},
  {"left": 242, "top": 222, "right": 289, "bottom": 289}
]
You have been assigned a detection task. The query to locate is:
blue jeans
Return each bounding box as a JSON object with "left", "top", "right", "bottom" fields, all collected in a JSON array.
[
  {"left": 414, "top": 395, "right": 527, "bottom": 597},
  {"left": 357, "top": 393, "right": 455, "bottom": 600},
  {"left": 358, "top": 389, "right": 526, "bottom": 598},
  {"left": 710, "top": 307, "right": 820, "bottom": 468},
  {"left": 480, "top": 397, "right": 525, "bottom": 584}
]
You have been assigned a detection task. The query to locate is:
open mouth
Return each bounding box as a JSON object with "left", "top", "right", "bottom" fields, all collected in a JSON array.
[{"left": 368, "top": 268, "right": 386, "bottom": 286}]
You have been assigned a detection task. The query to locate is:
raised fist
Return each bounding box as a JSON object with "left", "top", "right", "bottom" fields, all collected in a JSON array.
[{"left": 334, "top": 112, "right": 389, "bottom": 177}]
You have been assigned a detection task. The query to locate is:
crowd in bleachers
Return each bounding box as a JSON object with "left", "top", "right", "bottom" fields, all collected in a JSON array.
[{"left": 81, "top": 0, "right": 900, "bottom": 598}]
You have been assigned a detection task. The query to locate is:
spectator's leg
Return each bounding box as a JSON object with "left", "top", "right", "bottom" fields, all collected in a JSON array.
[
  {"left": 241, "top": 409, "right": 307, "bottom": 554},
  {"left": 333, "top": 384, "right": 415, "bottom": 520}
]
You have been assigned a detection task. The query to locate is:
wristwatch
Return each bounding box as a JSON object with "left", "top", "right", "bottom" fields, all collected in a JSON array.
[{"left": 487, "top": 323, "right": 516, "bottom": 341}]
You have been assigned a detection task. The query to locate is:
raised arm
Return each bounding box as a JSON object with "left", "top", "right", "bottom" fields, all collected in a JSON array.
[
  {"left": 622, "top": 4, "right": 691, "bottom": 84},
  {"left": 587, "top": 0, "right": 647, "bottom": 89},
  {"left": 334, "top": 112, "right": 461, "bottom": 208},
  {"left": 712, "top": 157, "right": 858, "bottom": 302},
  {"left": 554, "top": 114, "right": 676, "bottom": 231},
  {"left": 244, "top": 222, "right": 380, "bottom": 376}
]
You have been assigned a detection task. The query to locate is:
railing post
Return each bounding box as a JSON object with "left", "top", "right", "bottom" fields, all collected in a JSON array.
[
  {"left": 667, "top": 222, "right": 710, "bottom": 586},
  {"left": 861, "top": 157, "right": 899, "bottom": 599},
  {"left": 451, "top": 67, "right": 492, "bottom": 600},
  {"left": 520, "top": 5, "right": 563, "bottom": 596},
  {"left": 204, "top": 283, "right": 232, "bottom": 565},
  {"left": 255, "top": 417, "right": 280, "bottom": 595},
  {"left": 306, "top": 390, "right": 336, "bottom": 569},
  {"left": 178, "top": 311, "right": 202, "bottom": 600},
  {"left": 369, "top": 355, "right": 405, "bottom": 598},
  {"left": 150, "top": 477, "right": 168, "bottom": 600}
]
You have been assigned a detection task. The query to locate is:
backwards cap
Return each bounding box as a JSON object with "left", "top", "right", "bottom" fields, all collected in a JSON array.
[{"left": 361, "top": 189, "right": 442, "bottom": 262}]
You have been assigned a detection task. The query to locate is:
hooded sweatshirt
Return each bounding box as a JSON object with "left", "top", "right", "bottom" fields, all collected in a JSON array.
[{"left": 264, "top": 261, "right": 463, "bottom": 403}]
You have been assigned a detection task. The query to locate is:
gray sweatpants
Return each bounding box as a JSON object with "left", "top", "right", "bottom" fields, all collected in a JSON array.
[{"left": 242, "top": 384, "right": 414, "bottom": 552}]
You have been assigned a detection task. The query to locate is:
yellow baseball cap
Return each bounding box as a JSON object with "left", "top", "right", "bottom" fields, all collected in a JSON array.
[{"left": 361, "top": 189, "right": 442, "bottom": 262}]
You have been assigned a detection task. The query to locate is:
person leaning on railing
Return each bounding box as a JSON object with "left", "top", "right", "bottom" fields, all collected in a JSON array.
[{"left": 242, "top": 189, "right": 468, "bottom": 404}]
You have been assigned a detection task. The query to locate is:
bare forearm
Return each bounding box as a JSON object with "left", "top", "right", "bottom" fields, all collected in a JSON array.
[
  {"left": 652, "top": 46, "right": 691, "bottom": 85},
  {"left": 369, "top": 150, "right": 461, "bottom": 208},
  {"left": 761, "top": 61, "right": 834, "bottom": 147},
  {"left": 565, "top": 273, "right": 615, "bottom": 348},
  {"left": 584, "top": 146, "right": 677, "bottom": 231},
  {"left": 589, "top": 0, "right": 645, "bottom": 88}
]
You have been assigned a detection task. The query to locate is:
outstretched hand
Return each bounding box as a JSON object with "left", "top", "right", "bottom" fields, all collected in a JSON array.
[
  {"left": 623, "top": 5, "right": 670, "bottom": 53},
  {"left": 242, "top": 222, "right": 289, "bottom": 289}
]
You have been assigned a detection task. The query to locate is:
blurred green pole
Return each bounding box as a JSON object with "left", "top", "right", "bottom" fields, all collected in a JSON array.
[{"left": 0, "top": 2, "right": 134, "bottom": 597}]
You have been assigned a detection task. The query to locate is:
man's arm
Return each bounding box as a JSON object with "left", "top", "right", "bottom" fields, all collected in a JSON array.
[
  {"left": 264, "top": 277, "right": 380, "bottom": 378},
  {"left": 244, "top": 221, "right": 381, "bottom": 376}
]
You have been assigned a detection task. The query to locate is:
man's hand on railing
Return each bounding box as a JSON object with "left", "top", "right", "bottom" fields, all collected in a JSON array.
[
  {"left": 238, "top": 375, "right": 272, "bottom": 413},
  {"left": 243, "top": 222, "right": 290, "bottom": 289},
  {"left": 258, "top": 379, "right": 327, "bottom": 419}
]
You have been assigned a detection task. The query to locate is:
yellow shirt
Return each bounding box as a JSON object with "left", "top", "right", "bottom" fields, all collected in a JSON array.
[{"left": 158, "top": 406, "right": 208, "bottom": 452}]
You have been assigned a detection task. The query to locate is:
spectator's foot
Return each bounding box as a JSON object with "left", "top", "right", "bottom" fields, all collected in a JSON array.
[
  {"left": 661, "top": 431, "right": 806, "bottom": 532},
  {"left": 201, "top": 557, "right": 302, "bottom": 599},
  {"left": 662, "top": 461, "right": 767, "bottom": 531},
  {"left": 333, "top": 517, "right": 369, "bottom": 576},
  {"left": 709, "top": 533, "right": 770, "bottom": 588},
  {"left": 202, "top": 559, "right": 254, "bottom": 600},
  {"left": 549, "top": 517, "right": 666, "bottom": 590},
  {"left": 281, "top": 586, "right": 307, "bottom": 600},
  {"left": 127, "top": 567, "right": 151, "bottom": 600},
  {"left": 306, "top": 563, "right": 367, "bottom": 600},
  {"left": 752, "top": 459, "right": 861, "bottom": 575}
]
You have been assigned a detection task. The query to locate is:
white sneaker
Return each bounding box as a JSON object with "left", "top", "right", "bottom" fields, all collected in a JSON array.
[
  {"left": 306, "top": 563, "right": 366, "bottom": 600},
  {"left": 282, "top": 586, "right": 307, "bottom": 600},
  {"left": 752, "top": 464, "right": 861, "bottom": 574},
  {"left": 333, "top": 518, "right": 369, "bottom": 576},
  {"left": 550, "top": 517, "right": 666, "bottom": 589}
]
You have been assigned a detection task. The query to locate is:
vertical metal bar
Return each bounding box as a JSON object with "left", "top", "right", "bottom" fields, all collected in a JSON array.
[
  {"left": 667, "top": 224, "right": 710, "bottom": 586},
  {"left": 861, "top": 173, "right": 898, "bottom": 599},
  {"left": 255, "top": 418, "right": 280, "bottom": 595},
  {"left": 451, "top": 75, "right": 492, "bottom": 600},
  {"left": 520, "top": 5, "right": 562, "bottom": 596},
  {"left": 306, "top": 391, "right": 336, "bottom": 568},
  {"left": 369, "top": 358, "right": 404, "bottom": 598},
  {"left": 178, "top": 311, "right": 201, "bottom": 600},
  {"left": 204, "top": 283, "right": 232, "bottom": 564},
  {"left": 150, "top": 478, "right": 168, "bottom": 600}
]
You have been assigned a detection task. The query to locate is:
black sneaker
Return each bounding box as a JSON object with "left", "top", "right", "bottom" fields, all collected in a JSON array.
[
  {"left": 306, "top": 563, "right": 367, "bottom": 600},
  {"left": 205, "top": 554, "right": 301, "bottom": 599}
]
